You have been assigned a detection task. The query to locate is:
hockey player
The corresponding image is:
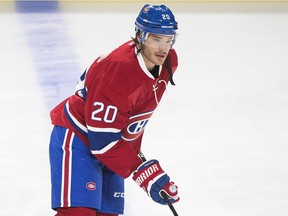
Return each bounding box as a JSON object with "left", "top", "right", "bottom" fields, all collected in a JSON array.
[{"left": 49, "top": 4, "right": 180, "bottom": 216}]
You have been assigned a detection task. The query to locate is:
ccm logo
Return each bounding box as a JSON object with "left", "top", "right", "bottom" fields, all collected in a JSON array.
[{"left": 113, "top": 192, "right": 124, "bottom": 198}]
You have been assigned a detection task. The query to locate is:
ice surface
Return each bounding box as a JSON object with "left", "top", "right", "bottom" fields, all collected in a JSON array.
[{"left": 0, "top": 2, "right": 288, "bottom": 216}]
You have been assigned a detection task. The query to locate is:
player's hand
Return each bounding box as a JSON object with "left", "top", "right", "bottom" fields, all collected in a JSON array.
[{"left": 132, "top": 159, "right": 180, "bottom": 205}]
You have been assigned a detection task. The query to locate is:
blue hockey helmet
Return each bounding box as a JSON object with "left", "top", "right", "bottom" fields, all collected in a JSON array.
[{"left": 135, "top": 4, "right": 178, "bottom": 37}]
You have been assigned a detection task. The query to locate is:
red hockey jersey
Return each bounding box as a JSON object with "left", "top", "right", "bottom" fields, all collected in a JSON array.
[{"left": 50, "top": 40, "right": 178, "bottom": 178}]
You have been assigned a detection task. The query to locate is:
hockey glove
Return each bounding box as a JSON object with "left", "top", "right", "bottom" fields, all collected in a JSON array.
[{"left": 132, "top": 159, "right": 179, "bottom": 205}]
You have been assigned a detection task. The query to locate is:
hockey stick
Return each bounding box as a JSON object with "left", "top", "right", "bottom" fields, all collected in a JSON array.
[{"left": 138, "top": 151, "right": 179, "bottom": 216}]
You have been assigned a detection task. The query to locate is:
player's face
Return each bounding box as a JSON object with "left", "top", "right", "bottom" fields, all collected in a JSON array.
[{"left": 140, "top": 34, "right": 173, "bottom": 70}]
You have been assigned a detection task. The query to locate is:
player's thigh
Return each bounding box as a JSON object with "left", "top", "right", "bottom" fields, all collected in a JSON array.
[
  {"left": 100, "top": 168, "right": 124, "bottom": 215},
  {"left": 49, "top": 126, "right": 103, "bottom": 210}
]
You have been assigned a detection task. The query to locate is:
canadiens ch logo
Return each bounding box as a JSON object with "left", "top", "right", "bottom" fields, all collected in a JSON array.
[
  {"left": 86, "top": 182, "right": 96, "bottom": 191},
  {"left": 122, "top": 111, "right": 154, "bottom": 141},
  {"left": 143, "top": 6, "right": 150, "bottom": 13}
]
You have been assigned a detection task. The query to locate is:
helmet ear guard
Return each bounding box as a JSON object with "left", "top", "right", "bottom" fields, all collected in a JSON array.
[{"left": 135, "top": 28, "right": 149, "bottom": 44}]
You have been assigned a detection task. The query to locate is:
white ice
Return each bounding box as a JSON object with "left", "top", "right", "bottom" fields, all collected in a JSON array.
[{"left": 0, "top": 2, "right": 288, "bottom": 216}]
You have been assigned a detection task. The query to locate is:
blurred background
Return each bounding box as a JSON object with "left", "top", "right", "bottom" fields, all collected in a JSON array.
[{"left": 0, "top": 1, "right": 288, "bottom": 215}]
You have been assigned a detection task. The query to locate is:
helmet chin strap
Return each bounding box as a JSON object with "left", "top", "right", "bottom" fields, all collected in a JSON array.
[{"left": 164, "top": 57, "right": 175, "bottom": 85}]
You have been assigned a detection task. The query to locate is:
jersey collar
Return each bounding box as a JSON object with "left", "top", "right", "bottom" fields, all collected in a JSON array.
[{"left": 135, "top": 47, "right": 162, "bottom": 79}]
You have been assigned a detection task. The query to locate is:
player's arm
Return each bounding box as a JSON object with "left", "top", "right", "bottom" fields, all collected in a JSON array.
[{"left": 85, "top": 76, "right": 143, "bottom": 178}]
